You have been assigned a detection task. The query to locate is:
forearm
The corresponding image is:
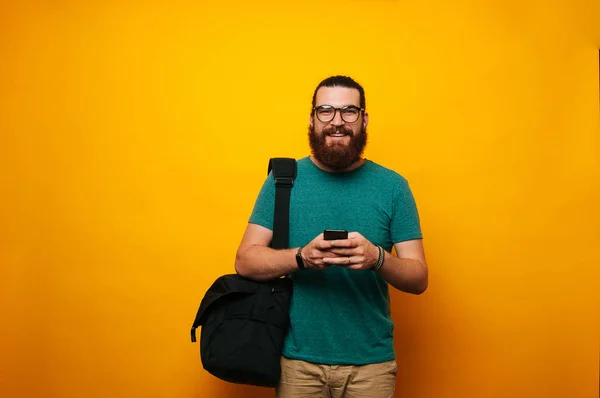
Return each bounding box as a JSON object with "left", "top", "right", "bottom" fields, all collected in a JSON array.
[
  {"left": 376, "top": 251, "right": 428, "bottom": 295},
  {"left": 235, "top": 245, "right": 299, "bottom": 280}
]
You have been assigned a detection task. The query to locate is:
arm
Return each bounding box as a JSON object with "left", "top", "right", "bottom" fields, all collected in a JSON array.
[
  {"left": 234, "top": 223, "right": 299, "bottom": 280},
  {"left": 322, "top": 234, "right": 428, "bottom": 295},
  {"left": 384, "top": 177, "right": 428, "bottom": 294},
  {"left": 378, "top": 239, "right": 428, "bottom": 295},
  {"left": 235, "top": 223, "right": 340, "bottom": 280}
]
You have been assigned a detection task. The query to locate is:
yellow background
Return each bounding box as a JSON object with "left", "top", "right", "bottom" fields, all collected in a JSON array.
[{"left": 1, "top": 1, "right": 599, "bottom": 397}]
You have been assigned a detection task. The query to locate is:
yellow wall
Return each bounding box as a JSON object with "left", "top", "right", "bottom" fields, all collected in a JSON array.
[{"left": 1, "top": 1, "right": 599, "bottom": 397}]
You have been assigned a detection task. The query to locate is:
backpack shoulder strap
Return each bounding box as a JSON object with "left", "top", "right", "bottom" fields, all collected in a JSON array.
[
  {"left": 190, "top": 158, "right": 296, "bottom": 343},
  {"left": 268, "top": 158, "right": 297, "bottom": 250}
]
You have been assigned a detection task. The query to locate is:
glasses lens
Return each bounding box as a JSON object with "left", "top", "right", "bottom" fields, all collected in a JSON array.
[
  {"left": 316, "top": 106, "right": 334, "bottom": 122},
  {"left": 341, "top": 107, "right": 359, "bottom": 123}
]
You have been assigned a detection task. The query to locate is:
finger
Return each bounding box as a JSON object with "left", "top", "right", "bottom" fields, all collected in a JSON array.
[
  {"left": 317, "top": 240, "right": 334, "bottom": 250},
  {"left": 344, "top": 264, "right": 364, "bottom": 270},
  {"left": 322, "top": 251, "right": 343, "bottom": 258},
  {"left": 329, "top": 239, "right": 357, "bottom": 248},
  {"left": 348, "top": 232, "right": 362, "bottom": 239},
  {"left": 328, "top": 248, "right": 355, "bottom": 256},
  {"left": 323, "top": 256, "right": 360, "bottom": 266}
]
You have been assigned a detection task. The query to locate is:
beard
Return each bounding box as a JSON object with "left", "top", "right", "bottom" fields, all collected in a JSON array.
[{"left": 308, "top": 123, "right": 368, "bottom": 172}]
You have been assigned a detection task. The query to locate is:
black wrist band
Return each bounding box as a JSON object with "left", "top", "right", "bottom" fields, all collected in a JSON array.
[{"left": 295, "top": 246, "right": 305, "bottom": 269}]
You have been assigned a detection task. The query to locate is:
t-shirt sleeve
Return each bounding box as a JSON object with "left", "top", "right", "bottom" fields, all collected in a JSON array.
[
  {"left": 248, "top": 173, "right": 276, "bottom": 231},
  {"left": 391, "top": 178, "right": 423, "bottom": 243}
]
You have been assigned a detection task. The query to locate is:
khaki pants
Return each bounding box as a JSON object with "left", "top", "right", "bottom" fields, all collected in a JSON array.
[{"left": 276, "top": 357, "right": 397, "bottom": 398}]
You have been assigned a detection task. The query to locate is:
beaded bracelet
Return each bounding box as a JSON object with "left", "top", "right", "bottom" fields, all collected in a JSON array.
[{"left": 373, "top": 245, "right": 385, "bottom": 272}]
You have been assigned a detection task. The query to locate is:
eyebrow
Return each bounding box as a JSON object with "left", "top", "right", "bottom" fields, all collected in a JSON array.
[{"left": 316, "top": 104, "right": 360, "bottom": 108}]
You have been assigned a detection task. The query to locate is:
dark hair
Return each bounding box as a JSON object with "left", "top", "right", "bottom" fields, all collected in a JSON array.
[{"left": 311, "top": 75, "right": 366, "bottom": 111}]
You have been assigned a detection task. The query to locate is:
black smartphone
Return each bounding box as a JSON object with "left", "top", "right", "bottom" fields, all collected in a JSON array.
[{"left": 323, "top": 229, "right": 348, "bottom": 240}]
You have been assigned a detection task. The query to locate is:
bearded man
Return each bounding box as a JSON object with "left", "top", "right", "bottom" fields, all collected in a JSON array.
[{"left": 235, "top": 75, "right": 428, "bottom": 398}]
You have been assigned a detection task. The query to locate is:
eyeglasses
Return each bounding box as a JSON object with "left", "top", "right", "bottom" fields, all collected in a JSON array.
[{"left": 313, "top": 105, "right": 364, "bottom": 123}]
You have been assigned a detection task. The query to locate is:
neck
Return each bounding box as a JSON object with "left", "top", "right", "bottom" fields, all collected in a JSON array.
[{"left": 309, "top": 156, "right": 365, "bottom": 173}]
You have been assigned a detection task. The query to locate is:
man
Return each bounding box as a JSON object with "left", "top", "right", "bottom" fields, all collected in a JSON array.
[{"left": 235, "top": 75, "right": 428, "bottom": 398}]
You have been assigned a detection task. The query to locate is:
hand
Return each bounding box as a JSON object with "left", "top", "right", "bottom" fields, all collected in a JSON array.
[
  {"left": 321, "top": 232, "right": 379, "bottom": 270},
  {"left": 300, "top": 233, "right": 342, "bottom": 270}
]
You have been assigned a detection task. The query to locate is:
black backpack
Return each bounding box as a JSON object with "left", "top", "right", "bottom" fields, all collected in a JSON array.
[{"left": 190, "top": 158, "right": 297, "bottom": 388}]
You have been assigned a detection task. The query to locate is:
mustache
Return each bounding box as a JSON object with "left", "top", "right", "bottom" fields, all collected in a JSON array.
[{"left": 323, "top": 126, "right": 353, "bottom": 136}]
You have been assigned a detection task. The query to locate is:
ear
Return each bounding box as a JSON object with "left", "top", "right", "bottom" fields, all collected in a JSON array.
[
  {"left": 309, "top": 115, "right": 314, "bottom": 127},
  {"left": 362, "top": 112, "right": 369, "bottom": 128}
]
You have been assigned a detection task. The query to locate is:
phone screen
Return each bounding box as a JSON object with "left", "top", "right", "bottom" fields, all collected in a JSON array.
[{"left": 323, "top": 229, "right": 348, "bottom": 240}]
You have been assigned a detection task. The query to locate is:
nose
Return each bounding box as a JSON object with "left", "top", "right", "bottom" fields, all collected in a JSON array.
[{"left": 330, "top": 109, "right": 344, "bottom": 126}]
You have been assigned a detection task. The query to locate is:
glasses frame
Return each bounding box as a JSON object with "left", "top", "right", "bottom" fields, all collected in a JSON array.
[{"left": 313, "top": 105, "right": 365, "bottom": 123}]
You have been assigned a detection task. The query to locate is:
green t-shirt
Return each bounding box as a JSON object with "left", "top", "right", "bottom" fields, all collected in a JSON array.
[{"left": 249, "top": 157, "right": 422, "bottom": 365}]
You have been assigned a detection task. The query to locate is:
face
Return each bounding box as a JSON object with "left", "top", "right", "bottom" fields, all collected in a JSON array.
[{"left": 309, "top": 86, "right": 369, "bottom": 171}]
